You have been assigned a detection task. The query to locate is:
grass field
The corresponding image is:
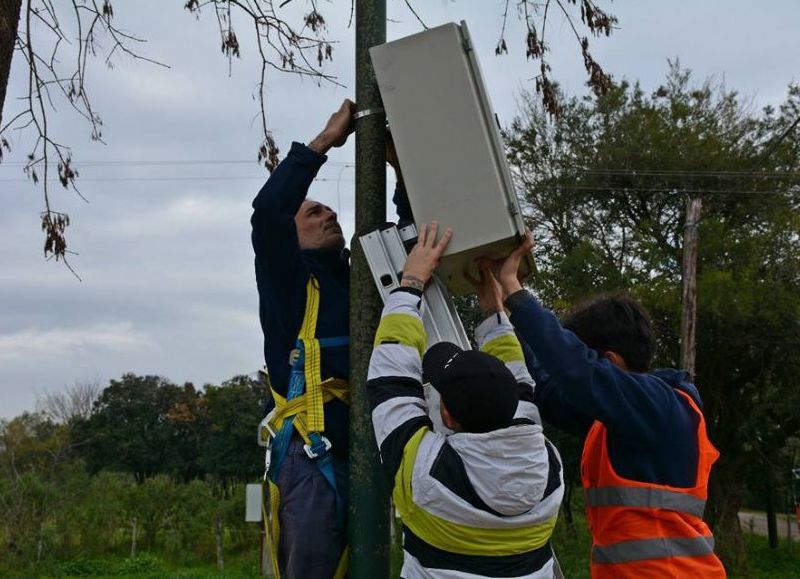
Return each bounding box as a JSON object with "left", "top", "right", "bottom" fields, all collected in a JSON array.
[{"left": 5, "top": 512, "right": 799, "bottom": 578}]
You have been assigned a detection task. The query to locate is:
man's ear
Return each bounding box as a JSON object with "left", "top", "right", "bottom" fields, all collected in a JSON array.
[
  {"left": 603, "top": 351, "right": 629, "bottom": 371},
  {"left": 440, "top": 401, "right": 462, "bottom": 432}
]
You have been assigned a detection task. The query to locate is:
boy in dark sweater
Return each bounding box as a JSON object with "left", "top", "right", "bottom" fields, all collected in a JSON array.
[{"left": 486, "top": 235, "right": 726, "bottom": 578}]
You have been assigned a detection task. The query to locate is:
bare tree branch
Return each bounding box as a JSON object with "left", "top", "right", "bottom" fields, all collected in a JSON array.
[
  {"left": 185, "top": 1, "right": 339, "bottom": 171},
  {"left": 402, "top": 0, "right": 428, "bottom": 30},
  {"left": 495, "top": 0, "right": 510, "bottom": 55},
  {"left": 2, "top": 0, "right": 617, "bottom": 270},
  {"left": 510, "top": 0, "right": 615, "bottom": 117},
  {"left": 36, "top": 379, "right": 103, "bottom": 424},
  {"left": 2, "top": 0, "right": 166, "bottom": 275}
]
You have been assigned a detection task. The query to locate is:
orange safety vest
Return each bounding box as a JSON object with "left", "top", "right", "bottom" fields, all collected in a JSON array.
[{"left": 581, "top": 388, "right": 726, "bottom": 578}]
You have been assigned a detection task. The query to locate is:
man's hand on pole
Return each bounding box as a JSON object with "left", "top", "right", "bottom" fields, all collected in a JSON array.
[
  {"left": 308, "top": 99, "right": 357, "bottom": 154},
  {"left": 400, "top": 222, "right": 453, "bottom": 292}
]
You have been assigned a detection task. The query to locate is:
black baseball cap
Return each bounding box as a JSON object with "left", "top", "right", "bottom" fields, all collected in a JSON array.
[{"left": 422, "top": 342, "right": 519, "bottom": 433}]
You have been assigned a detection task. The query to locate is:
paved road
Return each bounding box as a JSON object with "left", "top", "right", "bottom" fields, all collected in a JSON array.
[{"left": 739, "top": 511, "right": 800, "bottom": 542}]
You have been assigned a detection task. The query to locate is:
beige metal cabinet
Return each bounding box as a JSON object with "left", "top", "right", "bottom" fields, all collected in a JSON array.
[{"left": 371, "top": 21, "right": 529, "bottom": 295}]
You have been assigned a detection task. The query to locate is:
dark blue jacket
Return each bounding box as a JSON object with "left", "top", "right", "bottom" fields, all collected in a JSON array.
[
  {"left": 506, "top": 290, "right": 702, "bottom": 488},
  {"left": 251, "top": 142, "right": 413, "bottom": 458}
]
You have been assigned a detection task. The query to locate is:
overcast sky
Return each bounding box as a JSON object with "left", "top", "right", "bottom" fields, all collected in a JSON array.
[{"left": 1, "top": 1, "right": 798, "bottom": 419}]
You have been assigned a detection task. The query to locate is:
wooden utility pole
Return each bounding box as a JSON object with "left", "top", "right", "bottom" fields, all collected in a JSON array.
[
  {"left": 680, "top": 197, "right": 702, "bottom": 381},
  {"left": 349, "top": 1, "right": 390, "bottom": 577}
]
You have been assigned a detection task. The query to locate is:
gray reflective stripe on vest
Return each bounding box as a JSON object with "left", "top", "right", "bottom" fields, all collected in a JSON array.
[
  {"left": 592, "top": 536, "right": 715, "bottom": 564},
  {"left": 585, "top": 486, "right": 706, "bottom": 518}
]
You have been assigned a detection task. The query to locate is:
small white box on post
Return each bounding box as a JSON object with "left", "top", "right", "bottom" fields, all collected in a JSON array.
[
  {"left": 370, "top": 21, "right": 531, "bottom": 295},
  {"left": 245, "top": 483, "right": 263, "bottom": 523}
]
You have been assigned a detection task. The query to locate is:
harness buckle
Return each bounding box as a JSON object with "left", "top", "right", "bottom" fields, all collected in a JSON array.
[
  {"left": 289, "top": 347, "right": 302, "bottom": 366},
  {"left": 257, "top": 408, "right": 278, "bottom": 447},
  {"left": 263, "top": 438, "right": 272, "bottom": 481},
  {"left": 304, "top": 434, "right": 332, "bottom": 459}
]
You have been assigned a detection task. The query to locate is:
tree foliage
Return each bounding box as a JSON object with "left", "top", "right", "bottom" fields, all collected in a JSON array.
[
  {"left": 73, "top": 372, "right": 265, "bottom": 484},
  {"left": 505, "top": 62, "right": 800, "bottom": 570},
  {"left": 76, "top": 374, "right": 192, "bottom": 482},
  {"left": 0, "top": 373, "right": 265, "bottom": 570},
  {"left": 0, "top": 411, "right": 84, "bottom": 561},
  {"left": 199, "top": 375, "right": 265, "bottom": 487}
]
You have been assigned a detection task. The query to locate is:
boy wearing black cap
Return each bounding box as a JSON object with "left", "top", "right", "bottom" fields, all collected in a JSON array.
[{"left": 367, "top": 223, "right": 564, "bottom": 579}]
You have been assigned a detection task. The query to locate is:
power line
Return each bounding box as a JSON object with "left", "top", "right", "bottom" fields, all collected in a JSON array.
[
  {"left": 0, "top": 159, "right": 797, "bottom": 177},
  {"left": 561, "top": 168, "right": 800, "bottom": 178},
  {"left": 0, "top": 176, "right": 356, "bottom": 183},
  {"left": 1, "top": 177, "right": 791, "bottom": 196},
  {"left": 540, "top": 185, "right": 796, "bottom": 196},
  {"left": 0, "top": 159, "right": 356, "bottom": 168}
]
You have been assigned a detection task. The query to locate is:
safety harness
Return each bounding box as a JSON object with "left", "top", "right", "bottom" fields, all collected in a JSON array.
[{"left": 260, "top": 275, "right": 350, "bottom": 579}]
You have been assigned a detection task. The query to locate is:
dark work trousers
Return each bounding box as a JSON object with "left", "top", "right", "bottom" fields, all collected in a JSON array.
[{"left": 276, "top": 438, "right": 349, "bottom": 579}]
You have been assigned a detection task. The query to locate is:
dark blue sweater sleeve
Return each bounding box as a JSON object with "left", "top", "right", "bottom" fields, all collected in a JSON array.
[
  {"left": 393, "top": 185, "right": 414, "bottom": 227},
  {"left": 507, "top": 290, "right": 686, "bottom": 446},
  {"left": 519, "top": 337, "right": 594, "bottom": 437}
]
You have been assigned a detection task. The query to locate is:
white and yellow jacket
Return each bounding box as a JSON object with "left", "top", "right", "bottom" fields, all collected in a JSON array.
[{"left": 367, "top": 289, "right": 564, "bottom": 579}]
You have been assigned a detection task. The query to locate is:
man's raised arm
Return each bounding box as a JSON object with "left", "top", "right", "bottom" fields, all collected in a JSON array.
[
  {"left": 367, "top": 222, "right": 452, "bottom": 482},
  {"left": 495, "top": 235, "right": 688, "bottom": 444},
  {"left": 251, "top": 99, "right": 356, "bottom": 272}
]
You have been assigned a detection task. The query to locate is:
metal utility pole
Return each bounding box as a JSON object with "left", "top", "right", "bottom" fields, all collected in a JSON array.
[
  {"left": 679, "top": 197, "right": 702, "bottom": 381},
  {"left": 349, "top": 1, "right": 390, "bottom": 578}
]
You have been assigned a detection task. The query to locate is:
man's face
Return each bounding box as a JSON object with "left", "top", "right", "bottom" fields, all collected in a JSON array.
[{"left": 295, "top": 200, "right": 345, "bottom": 251}]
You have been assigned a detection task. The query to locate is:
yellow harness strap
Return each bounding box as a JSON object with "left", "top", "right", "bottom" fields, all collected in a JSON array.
[
  {"left": 262, "top": 275, "right": 349, "bottom": 579},
  {"left": 299, "top": 276, "right": 326, "bottom": 434},
  {"left": 268, "top": 379, "right": 349, "bottom": 445}
]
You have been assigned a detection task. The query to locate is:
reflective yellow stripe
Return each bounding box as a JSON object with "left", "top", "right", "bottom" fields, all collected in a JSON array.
[
  {"left": 393, "top": 428, "right": 558, "bottom": 556},
  {"left": 480, "top": 334, "right": 524, "bottom": 363},
  {"left": 374, "top": 313, "right": 426, "bottom": 357}
]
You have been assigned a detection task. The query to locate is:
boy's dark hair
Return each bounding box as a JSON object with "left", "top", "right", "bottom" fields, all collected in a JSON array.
[{"left": 563, "top": 292, "right": 655, "bottom": 372}]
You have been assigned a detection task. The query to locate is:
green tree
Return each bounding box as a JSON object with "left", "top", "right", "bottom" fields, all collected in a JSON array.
[
  {"left": 505, "top": 63, "right": 800, "bottom": 571},
  {"left": 76, "top": 374, "right": 202, "bottom": 482},
  {"left": 0, "top": 412, "right": 84, "bottom": 563},
  {"left": 200, "top": 375, "right": 265, "bottom": 488}
]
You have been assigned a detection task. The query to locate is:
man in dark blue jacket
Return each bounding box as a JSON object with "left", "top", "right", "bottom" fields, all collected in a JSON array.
[
  {"left": 488, "top": 236, "right": 703, "bottom": 487},
  {"left": 484, "top": 236, "right": 724, "bottom": 577},
  {"left": 251, "top": 99, "right": 412, "bottom": 579}
]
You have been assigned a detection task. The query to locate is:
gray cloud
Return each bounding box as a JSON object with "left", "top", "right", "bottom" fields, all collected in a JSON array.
[{"left": 2, "top": 0, "right": 798, "bottom": 418}]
